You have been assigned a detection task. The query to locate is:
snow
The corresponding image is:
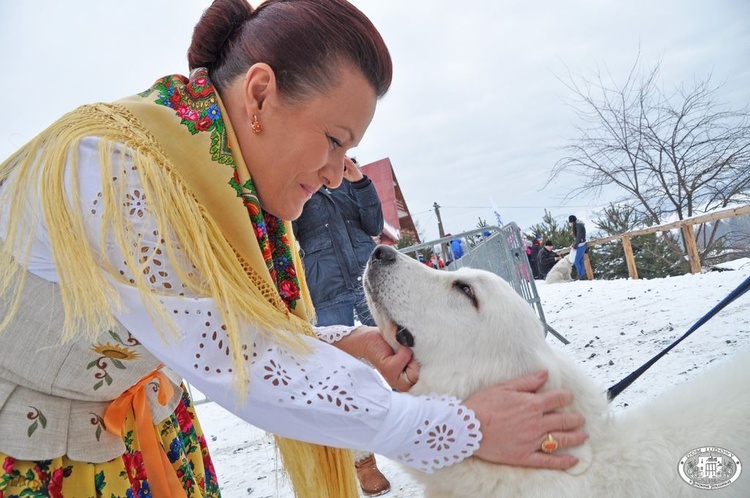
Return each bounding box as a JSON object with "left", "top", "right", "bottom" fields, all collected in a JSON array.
[{"left": 195, "top": 261, "right": 750, "bottom": 497}]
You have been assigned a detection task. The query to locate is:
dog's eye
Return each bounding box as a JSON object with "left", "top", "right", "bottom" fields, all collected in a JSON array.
[{"left": 453, "top": 280, "right": 478, "bottom": 309}]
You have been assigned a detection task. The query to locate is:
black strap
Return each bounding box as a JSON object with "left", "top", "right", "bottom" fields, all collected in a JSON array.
[{"left": 607, "top": 273, "right": 750, "bottom": 401}]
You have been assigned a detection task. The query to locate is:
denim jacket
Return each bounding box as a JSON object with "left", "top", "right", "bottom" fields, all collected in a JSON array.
[{"left": 292, "top": 177, "right": 384, "bottom": 307}]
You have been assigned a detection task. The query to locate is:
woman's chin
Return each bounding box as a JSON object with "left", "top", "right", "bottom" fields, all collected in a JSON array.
[{"left": 261, "top": 201, "right": 303, "bottom": 222}]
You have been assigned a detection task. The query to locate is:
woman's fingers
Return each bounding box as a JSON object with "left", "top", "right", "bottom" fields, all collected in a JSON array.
[
  {"left": 541, "top": 430, "right": 589, "bottom": 455},
  {"left": 537, "top": 388, "right": 574, "bottom": 413},
  {"left": 498, "top": 370, "right": 549, "bottom": 393},
  {"left": 465, "top": 373, "right": 590, "bottom": 470},
  {"left": 521, "top": 451, "right": 581, "bottom": 470},
  {"left": 541, "top": 410, "right": 585, "bottom": 433},
  {"left": 398, "top": 360, "right": 419, "bottom": 391}
]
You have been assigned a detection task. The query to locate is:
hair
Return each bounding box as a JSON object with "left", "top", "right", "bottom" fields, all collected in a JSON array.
[
  {"left": 188, "top": 0, "right": 392, "bottom": 101},
  {"left": 544, "top": 240, "right": 553, "bottom": 246}
]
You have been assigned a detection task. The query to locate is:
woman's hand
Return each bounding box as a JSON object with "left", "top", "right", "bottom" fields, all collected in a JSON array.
[
  {"left": 332, "top": 326, "right": 419, "bottom": 392},
  {"left": 464, "top": 370, "right": 588, "bottom": 470}
]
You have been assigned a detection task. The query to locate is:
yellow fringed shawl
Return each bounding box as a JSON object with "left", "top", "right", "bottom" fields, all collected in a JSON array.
[{"left": 0, "top": 69, "right": 358, "bottom": 497}]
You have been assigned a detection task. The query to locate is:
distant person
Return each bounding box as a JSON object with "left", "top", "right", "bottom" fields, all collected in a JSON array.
[
  {"left": 568, "top": 215, "right": 588, "bottom": 280},
  {"left": 293, "top": 156, "right": 390, "bottom": 495},
  {"left": 447, "top": 233, "right": 465, "bottom": 260},
  {"left": 538, "top": 240, "right": 561, "bottom": 279},
  {"left": 530, "top": 236, "right": 543, "bottom": 279}
]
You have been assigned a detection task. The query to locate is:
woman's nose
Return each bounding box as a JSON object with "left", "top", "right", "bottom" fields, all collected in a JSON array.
[{"left": 320, "top": 156, "right": 345, "bottom": 188}]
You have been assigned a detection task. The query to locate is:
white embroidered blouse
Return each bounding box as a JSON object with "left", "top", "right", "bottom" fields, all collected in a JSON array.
[{"left": 0, "top": 137, "right": 482, "bottom": 472}]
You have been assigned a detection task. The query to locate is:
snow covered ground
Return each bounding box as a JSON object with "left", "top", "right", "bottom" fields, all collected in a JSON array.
[{"left": 195, "top": 258, "right": 750, "bottom": 497}]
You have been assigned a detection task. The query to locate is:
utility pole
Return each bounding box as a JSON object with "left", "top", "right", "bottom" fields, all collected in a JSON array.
[{"left": 433, "top": 202, "right": 450, "bottom": 265}]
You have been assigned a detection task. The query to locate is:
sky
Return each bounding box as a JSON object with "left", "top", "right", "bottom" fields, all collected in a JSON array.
[
  {"left": 194, "top": 258, "right": 750, "bottom": 496},
  {"left": 1, "top": 1, "right": 749, "bottom": 242}
]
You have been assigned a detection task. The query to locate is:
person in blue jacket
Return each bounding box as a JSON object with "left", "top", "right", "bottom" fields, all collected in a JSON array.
[
  {"left": 293, "top": 156, "right": 389, "bottom": 495},
  {"left": 568, "top": 215, "right": 588, "bottom": 280},
  {"left": 293, "top": 156, "right": 383, "bottom": 327}
]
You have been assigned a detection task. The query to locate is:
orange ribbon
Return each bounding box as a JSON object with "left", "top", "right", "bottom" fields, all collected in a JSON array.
[{"left": 104, "top": 366, "right": 187, "bottom": 498}]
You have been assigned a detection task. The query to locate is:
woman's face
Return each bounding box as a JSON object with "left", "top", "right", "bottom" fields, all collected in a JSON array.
[{"left": 239, "top": 65, "right": 378, "bottom": 220}]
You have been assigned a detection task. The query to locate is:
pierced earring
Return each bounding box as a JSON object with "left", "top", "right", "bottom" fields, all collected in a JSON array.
[{"left": 251, "top": 114, "right": 262, "bottom": 134}]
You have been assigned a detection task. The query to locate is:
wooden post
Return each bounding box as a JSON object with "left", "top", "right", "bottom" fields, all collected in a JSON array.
[
  {"left": 583, "top": 252, "right": 594, "bottom": 280},
  {"left": 621, "top": 235, "right": 639, "bottom": 280},
  {"left": 681, "top": 224, "right": 702, "bottom": 274}
]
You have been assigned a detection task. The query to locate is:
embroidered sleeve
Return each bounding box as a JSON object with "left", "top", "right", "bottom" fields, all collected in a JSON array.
[
  {"left": 374, "top": 393, "right": 482, "bottom": 473},
  {"left": 45, "top": 137, "right": 481, "bottom": 470},
  {"left": 314, "top": 325, "right": 358, "bottom": 344}
]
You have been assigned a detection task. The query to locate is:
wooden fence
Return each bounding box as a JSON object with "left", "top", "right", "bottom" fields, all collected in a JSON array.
[{"left": 569, "top": 204, "right": 750, "bottom": 280}]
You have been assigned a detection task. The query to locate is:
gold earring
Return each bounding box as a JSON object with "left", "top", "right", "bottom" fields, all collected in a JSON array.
[{"left": 251, "top": 114, "right": 262, "bottom": 134}]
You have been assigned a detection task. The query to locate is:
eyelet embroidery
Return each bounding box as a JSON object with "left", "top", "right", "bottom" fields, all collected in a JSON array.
[
  {"left": 124, "top": 189, "right": 147, "bottom": 218},
  {"left": 90, "top": 165, "right": 200, "bottom": 295},
  {"left": 395, "top": 395, "right": 482, "bottom": 473},
  {"left": 314, "top": 325, "right": 356, "bottom": 344},
  {"left": 259, "top": 349, "right": 364, "bottom": 413}
]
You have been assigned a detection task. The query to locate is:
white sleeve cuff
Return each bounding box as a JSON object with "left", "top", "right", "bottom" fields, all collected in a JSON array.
[
  {"left": 369, "top": 392, "right": 482, "bottom": 473},
  {"left": 314, "top": 324, "right": 358, "bottom": 344}
]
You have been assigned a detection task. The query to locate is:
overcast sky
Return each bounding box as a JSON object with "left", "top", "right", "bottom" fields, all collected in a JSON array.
[{"left": 1, "top": 0, "right": 748, "bottom": 241}]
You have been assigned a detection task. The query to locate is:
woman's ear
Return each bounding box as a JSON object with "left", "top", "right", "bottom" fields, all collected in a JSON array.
[{"left": 242, "top": 62, "right": 278, "bottom": 115}]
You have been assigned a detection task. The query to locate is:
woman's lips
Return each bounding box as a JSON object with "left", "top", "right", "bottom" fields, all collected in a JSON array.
[{"left": 300, "top": 184, "right": 316, "bottom": 198}]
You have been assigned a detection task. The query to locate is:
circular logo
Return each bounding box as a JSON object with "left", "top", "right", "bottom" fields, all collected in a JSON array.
[{"left": 678, "top": 446, "right": 742, "bottom": 490}]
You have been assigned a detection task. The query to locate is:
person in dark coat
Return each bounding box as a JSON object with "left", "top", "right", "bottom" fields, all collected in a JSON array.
[
  {"left": 530, "top": 236, "right": 543, "bottom": 279},
  {"left": 538, "top": 240, "right": 561, "bottom": 279},
  {"left": 292, "top": 156, "right": 390, "bottom": 495}
]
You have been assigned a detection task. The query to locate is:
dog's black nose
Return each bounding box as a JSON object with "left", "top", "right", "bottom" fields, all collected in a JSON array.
[{"left": 371, "top": 244, "right": 398, "bottom": 264}]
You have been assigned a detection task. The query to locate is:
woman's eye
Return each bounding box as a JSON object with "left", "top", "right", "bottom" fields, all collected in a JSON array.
[{"left": 327, "top": 134, "right": 342, "bottom": 149}]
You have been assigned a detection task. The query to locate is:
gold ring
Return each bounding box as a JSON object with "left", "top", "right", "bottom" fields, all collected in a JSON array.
[
  {"left": 541, "top": 433, "right": 559, "bottom": 453},
  {"left": 401, "top": 370, "right": 414, "bottom": 386}
]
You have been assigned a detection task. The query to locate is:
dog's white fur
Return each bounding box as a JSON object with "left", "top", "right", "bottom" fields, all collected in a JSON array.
[
  {"left": 364, "top": 246, "right": 750, "bottom": 497},
  {"left": 544, "top": 254, "right": 573, "bottom": 284}
]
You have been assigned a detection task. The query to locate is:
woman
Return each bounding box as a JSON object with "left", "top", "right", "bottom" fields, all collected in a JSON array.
[
  {"left": 0, "top": 1, "right": 587, "bottom": 496},
  {"left": 568, "top": 215, "right": 588, "bottom": 280}
]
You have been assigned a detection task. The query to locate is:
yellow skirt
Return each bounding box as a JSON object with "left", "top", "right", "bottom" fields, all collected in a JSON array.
[{"left": 0, "top": 387, "right": 221, "bottom": 498}]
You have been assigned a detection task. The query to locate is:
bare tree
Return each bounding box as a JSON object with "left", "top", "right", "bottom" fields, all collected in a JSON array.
[{"left": 550, "top": 57, "right": 750, "bottom": 263}]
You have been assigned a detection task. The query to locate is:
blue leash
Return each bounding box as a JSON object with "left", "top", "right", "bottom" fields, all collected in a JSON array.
[{"left": 607, "top": 273, "right": 750, "bottom": 401}]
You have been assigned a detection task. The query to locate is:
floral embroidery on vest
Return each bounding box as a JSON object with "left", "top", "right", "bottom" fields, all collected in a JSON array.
[
  {"left": 26, "top": 407, "right": 47, "bottom": 437},
  {"left": 143, "top": 68, "right": 302, "bottom": 311},
  {"left": 86, "top": 330, "right": 142, "bottom": 391}
]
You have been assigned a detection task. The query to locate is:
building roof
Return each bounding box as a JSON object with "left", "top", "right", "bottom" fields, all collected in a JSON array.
[{"left": 361, "top": 158, "right": 420, "bottom": 244}]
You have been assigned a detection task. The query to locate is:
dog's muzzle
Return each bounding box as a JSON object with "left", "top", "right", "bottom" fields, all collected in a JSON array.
[{"left": 366, "top": 245, "right": 415, "bottom": 348}]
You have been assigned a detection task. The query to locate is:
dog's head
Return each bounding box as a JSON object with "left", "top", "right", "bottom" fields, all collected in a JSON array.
[{"left": 364, "top": 245, "right": 548, "bottom": 399}]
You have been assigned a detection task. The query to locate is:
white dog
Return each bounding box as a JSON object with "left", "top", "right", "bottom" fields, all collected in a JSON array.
[
  {"left": 364, "top": 245, "right": 750, "bottom": 497},
  {"left": 544, "top": 252, "right": 574, "bottom": 284}
]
